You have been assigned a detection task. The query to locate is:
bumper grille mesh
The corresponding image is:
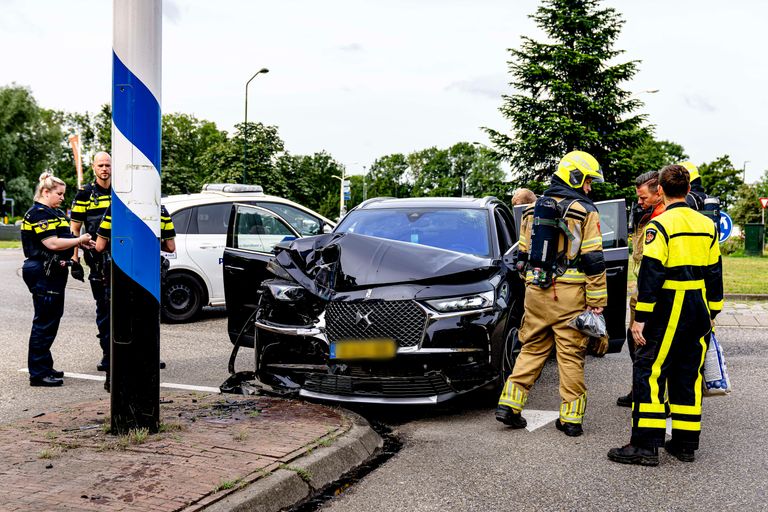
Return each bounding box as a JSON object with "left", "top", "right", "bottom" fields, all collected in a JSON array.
[{"left": 325, "top": 300, "right": 427, "bottom": 348}]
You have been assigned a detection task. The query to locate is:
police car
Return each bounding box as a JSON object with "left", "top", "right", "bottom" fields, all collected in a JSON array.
[{"left": 161, "top": 184, "right": 335, "bottom": 322}]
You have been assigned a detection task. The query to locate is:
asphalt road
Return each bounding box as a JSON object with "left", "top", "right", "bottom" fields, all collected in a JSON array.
[
  {"left": 3, "top": 248, "right": 766, "bottom": 510},
  {"left": 322, "top": 326, "right": 768, "bottom": 512},
  {"left": 0, "top": 248, "right": 251, "bottom": 423}
]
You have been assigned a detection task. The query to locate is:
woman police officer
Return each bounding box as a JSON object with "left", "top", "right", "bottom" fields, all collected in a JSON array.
[{"left": 21, "top": 172, "right": 95, "bottom": 387}]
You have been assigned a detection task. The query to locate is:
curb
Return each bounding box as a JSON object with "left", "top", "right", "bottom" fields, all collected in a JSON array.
[
  {"left": 723, "top": 294, "right": 768, "bottom": 301},
  {"left": 202, "top": 410, "right": 383, "bottom": 512}
]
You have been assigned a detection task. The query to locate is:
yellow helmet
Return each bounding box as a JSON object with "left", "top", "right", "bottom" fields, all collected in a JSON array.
[
  {"left": 678, "top": 161, "right": 700, "bottom": 181},
  {"left": 554, "top": 151, "right": 603, "bottom": 189}
]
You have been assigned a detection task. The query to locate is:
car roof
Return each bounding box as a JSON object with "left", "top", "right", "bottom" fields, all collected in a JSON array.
[
  {"left": 162, "top": 190, "right": 335, "bottom": 225},
  {"left": 354, "top": 196, "right": 500, "bottom": 210}
]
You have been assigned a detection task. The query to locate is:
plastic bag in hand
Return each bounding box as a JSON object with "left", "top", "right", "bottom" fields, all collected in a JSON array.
[{"left": 569, "top": 310, "right": 607, "bottom": 338}]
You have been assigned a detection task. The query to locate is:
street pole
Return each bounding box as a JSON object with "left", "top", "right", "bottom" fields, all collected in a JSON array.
[
  {"left": 111, "top": 0, "right": 162, "bottom": 433},
  {"left": 742, "top": 160, "right": 750, "bottom": 183},
  {"left": 363, "top": 166, "right": 367, "bottom": 201},
  {"left": 243, "top": 68, "right": 269, "bottom": 184}
]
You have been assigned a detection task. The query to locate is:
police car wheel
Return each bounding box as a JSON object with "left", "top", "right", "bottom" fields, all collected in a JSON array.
[{"left": 161, "top": 273, "right": 203, "bottom": 323}]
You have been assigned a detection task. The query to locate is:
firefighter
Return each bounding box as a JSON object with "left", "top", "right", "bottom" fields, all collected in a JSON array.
[
  {"left": 617, "top": 170, "right": 666, "bottom": 407},
  {"left": 21, "top": 172, "right": 94, "bottom": 386},
  {"left": 608, "top": 164, "right": 723, "bottom": 466},
  {"left": 496, "top": 151, "right": 607, "bottom": 437},
  {"left": 70, "top": 152, "right": 112, "bottom": 373}
]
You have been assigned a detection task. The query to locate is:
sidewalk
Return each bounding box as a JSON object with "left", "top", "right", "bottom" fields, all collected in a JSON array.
[
  {"left": 715, "top": 300, "right": 768, "bottom": 328},
  {"left": 0, "top": 393, "right": 382, "bottom": 512}
]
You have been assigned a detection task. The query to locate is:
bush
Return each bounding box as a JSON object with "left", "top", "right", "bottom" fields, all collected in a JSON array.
[{"left": 720, "top": 237, "right": 744, "bottom": 256}]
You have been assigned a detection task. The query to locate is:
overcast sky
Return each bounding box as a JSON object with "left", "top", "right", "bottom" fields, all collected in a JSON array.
[{"left": 2, "top": 0, "right": 767, "bottom": 184}]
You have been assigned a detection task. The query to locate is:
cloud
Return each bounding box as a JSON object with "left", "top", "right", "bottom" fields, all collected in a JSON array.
[
  {"left": 445, "top": 74, "right": 508, "bottom": 99},
  {"left": 338, "top": 43, "right": 363, "bottom": 52},
  {"left": 163, "top": 0, "right": 182, "bottom": 24},
  {"left": 683, "top": 93, "right": 716, "bottom": 113}
]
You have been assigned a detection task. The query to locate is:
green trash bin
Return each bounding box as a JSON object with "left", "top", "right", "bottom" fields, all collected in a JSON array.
[{"left": 744, "top": 223, "right": 765, "bottom": 256}]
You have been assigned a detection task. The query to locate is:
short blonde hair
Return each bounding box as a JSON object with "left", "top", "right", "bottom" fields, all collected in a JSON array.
[
  {"left": 511, "top": 188, "right": 537, "bottom": 206},
  {"left": 33, "top": 171, "right": 66, "bottom": 201}
]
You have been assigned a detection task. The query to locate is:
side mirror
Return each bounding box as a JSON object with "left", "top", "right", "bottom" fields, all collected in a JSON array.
[{"left": 322, "top": 223, "right": 334, "bottom": 234}]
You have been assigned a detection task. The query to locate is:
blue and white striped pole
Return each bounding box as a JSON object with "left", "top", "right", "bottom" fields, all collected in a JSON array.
[{"left": 111, "top": 0, "right": 162, "bottom": 433}]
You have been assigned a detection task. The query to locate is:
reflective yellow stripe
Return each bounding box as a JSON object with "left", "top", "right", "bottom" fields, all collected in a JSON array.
[
  {"left": 694, "top": 335, "right": 706, "bottom": 407},
  {"left": 671, "top": 420, "right": 701, "bottom": 432},
  {"left": 636, "top": 301, "right": 655, "bottom": 312},
  {"left": 708, "top": 300, "right": 724, "bottom": 310},
  {"left": 519, "top": 241, "right": 528, "bottom": 250},
  {"left": 586, "top": 288, "right": 607, "bottom": 298},
  {"left": 637, "top": 418, "right": 667, "bottom": 429},
  {"left": 648, "top": 290, "right": 685, "bottom": 405},
  {"left": 669, "top": 404, "right": 701, "bottom": 415},
  {"left": 639, "top": 403, "right": 666, "bottom": 413},
  {"left": 559, "top": 392, "right": 587, "bottom": 424},
  {"left": 498, "top": 380, "right": 527, "bottom": 412},
  {"left": 581, "top": 237, "right": 602, "bottom": 250},
  {"left": 662, "top": 279, "right": 704, "bottom": 290}
]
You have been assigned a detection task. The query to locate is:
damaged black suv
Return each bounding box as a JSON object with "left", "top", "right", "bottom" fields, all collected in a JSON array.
[{"left": 223, "top": 196, "right": 628, "bottom": 404}]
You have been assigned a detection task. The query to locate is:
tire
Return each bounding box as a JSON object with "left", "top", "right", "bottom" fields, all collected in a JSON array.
[
  {"left": 162, "top": 273, "right": 204, "bottom": 323},
  {"left": 499, "top": 326, "right": 521, "bottom": 382}
]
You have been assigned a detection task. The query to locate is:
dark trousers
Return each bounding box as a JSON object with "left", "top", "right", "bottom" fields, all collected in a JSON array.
[
  {"left": 631, "top": 289, "right": 710, "bottom": 450},
  {"left": 23, "top": 260, "right": 67, "bottom": 379},
  {"left": 89, "top": 275, "right": 110, "bottom": 361}
]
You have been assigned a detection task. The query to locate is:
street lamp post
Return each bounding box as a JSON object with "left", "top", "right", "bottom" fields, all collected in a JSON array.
[
  {"left": 743, "top": 160, "right": 750, "bottom": 183},
  {"left": 243, "top": 67, "right": 269, "bottom": 184}
]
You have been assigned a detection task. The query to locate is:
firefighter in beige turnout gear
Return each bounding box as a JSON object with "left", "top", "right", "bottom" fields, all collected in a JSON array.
[{"left": 496, "top": 151, "right": 608, "bottom": 437}]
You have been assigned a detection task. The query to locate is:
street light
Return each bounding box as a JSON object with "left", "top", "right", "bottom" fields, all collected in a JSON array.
[
  {"left": 743, "top": 160, "right": 750, "bottom": 183},
  {"left": 243, "top": 67, "right": 270, "bottom": 184}
]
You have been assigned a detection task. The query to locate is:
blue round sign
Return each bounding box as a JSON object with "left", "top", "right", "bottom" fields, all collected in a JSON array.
[{"left": 719, "top": 211, "right": 733, "bottom": 243}]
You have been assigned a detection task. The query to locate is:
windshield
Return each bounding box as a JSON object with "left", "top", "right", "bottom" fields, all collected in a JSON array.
[{"left": 335, "top": 208, "right": 491, "bottom": 257}]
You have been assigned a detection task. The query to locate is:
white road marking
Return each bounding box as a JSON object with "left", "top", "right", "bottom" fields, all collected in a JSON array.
[
  {"left": 19, "top": 369, "right": 220, "bottom": 394},
  {"left": 523, "top": 409, "right": 561, "bottom": 432}
]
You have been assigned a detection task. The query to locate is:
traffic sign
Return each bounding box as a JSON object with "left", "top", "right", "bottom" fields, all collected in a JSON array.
[
  {"left": 719, "top": 211, "right": 733, "bottom": 244},
  {"left": 760, "top": 197, "right": 768, "bottom": 209}
]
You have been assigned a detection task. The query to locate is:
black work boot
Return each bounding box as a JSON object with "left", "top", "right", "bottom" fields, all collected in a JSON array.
[
  {"left": 616, "top": 392, "right": 632, "bottom": 408},
  {"left": 495, "top": 405, "right": 527, "bottom": 428},
  {"left": 97, "top": 357, "right": 109, "bottom": 372},
  {"left": 104, "top": 373, "right": 110, "bottom": 393},
  {"left": 664, "top": 440, "right": 695, "bottom": 462},
  {"left": 555, "top": 419, "right": 583, "bottom": 437},
  {"left": 607, "top": 444, "right": 659, "bottom": 466}
]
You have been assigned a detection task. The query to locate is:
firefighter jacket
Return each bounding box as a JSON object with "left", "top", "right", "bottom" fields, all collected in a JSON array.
[
  {"left": 635, "top": 202, "right": 724, "bottom": 330},
  {"left": 517, "top": 179, "right": 607, "bottom": 308}
]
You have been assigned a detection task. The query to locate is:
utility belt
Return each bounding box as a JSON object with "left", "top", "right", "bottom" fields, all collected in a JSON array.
[
  {"left": 84, "top": 249, "right": 112, "bottom": 281},
  {"left": 43, "top": 253, "right": 75, "bottom": 278}
]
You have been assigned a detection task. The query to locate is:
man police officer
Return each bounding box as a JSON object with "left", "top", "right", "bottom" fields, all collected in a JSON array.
[
  {"left": 70, "top": 152, "right": 112, "bottom": 372},
  {"left": 496, "top": 151, "right": 608, "bottom": 437},
  {"left": 608, "top": 164, "right": 723, "bottom": 466}
]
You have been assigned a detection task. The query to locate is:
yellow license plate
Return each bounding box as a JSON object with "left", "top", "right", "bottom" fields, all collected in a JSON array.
[{"left": 331, "top": 339, "right": 397, "bottom": 360}]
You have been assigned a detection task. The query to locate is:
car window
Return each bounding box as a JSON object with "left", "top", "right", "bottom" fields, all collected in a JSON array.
[
  {"left": 251, "top": 202, "right": 322, "bottom": 236},
  {"left": 170, "top": 207, "right": 192, "bottom": 235},
  {"left": 336, "top": 208, "right": 491, "bottom": 257},
  {"left": 596, "top": 200, "right": 627, "bottom": 249},
  {"left": 195, "top": 203, "right": 232, "bottom": 235},
  {"left": 494, "top": 207, "right": 515, "bottom": 254},
  {"left": 232, "top": 206, "right": 297, "bottom": 253}
]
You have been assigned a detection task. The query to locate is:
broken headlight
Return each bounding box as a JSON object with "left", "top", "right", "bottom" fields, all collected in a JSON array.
[
  {"left": 266, "top": 282, "right": 306, "bottom": 302},
  {"left": 425, "top": 290, "right": 494, "bottom": 312},
  {"left": 266, "top": 259, "right": 294, "bottom": 281}
]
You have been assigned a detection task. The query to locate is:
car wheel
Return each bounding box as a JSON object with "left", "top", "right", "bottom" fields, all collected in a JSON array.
[
  {"left": 499, "top": 326, "right": 521, "bottom": 382},
  {"left": 162, "top": 273, "right": 203, "bottom": 323}
]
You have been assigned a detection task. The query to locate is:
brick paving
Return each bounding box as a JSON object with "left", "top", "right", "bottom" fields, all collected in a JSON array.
[{"left": 0, "top": 393, "right": 350, "bottom": 512}]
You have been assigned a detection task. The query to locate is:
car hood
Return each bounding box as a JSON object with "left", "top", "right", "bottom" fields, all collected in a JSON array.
[{"left": 274, "top": 232, "right": 496, "bottom": 297}]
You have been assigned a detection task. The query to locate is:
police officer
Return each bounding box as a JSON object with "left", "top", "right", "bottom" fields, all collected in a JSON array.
[
  {"left": 616, "top": 170, "right": 665, "bottom": 407},
  {"left": 70, "top": 152, "right": 112, "bottom": 372},
  {"left": 608, "top": 164, "right": 723, "bottom": 466},
  {"left": 496, "top": 151, "right": 608, "bottom": 437},
  {"left": 95, "top": 205, "right": 176, "bottom": 391},
  {"left": 22, "top": 172, "right": 94, "bottom": 386}
]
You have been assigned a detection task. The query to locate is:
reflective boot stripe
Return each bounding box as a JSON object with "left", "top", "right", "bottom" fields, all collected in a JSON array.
[
  {"left": 498, "top": 379, "right": 528, "bottom": 412},
  {"left": 669, "top": 404, "right": 702, "bottom": 415},
  {"left": 671, "top": 420, "right": 701, "bottom": 431},
  {"left": 637, "top": 418, "right": 667, "bottom": 429},
  {"left": 559, "top": 392, "right": 587, "bottom": 424}
]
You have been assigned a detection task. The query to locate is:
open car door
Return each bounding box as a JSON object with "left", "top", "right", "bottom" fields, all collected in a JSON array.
[
  {"left": 223, "top": 203, "right": 300, "bottom": 348},
  {"left": 512, "top": 198, "right": 628, "bottom": 353}
]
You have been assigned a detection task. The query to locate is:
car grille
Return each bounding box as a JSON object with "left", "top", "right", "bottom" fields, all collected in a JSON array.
[
  {"left": 303, "top": 373, "right": 453, "bottom": 398},
  {"left": 325, "top": 300, "right": 427, "bottom": 348}
]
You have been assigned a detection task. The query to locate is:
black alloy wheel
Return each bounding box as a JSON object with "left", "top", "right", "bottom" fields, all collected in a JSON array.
[
  {"left": 500, "top": 326, "right": 521, "bottom": 382},
  {"left": 161, "top": 273, "right": 203, "bottom": 323}
]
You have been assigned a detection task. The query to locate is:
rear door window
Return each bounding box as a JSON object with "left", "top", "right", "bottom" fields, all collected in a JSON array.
[
  {"left": 170, "top": 207, "right": 192, "bottom": 235},
  {"left": 195, "top": 203, "right": 232, "bottom": 235}
]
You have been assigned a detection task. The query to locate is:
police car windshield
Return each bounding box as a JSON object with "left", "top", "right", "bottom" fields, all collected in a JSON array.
[{"left": 336, "top": 208, "right": 491, "bottom": 257}]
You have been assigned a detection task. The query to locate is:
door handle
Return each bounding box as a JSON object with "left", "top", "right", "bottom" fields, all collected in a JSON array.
[
  {"left": 200, "top": 244, "right": 219, "bottom": 249},
  {"left": 606, "top": 266, "right": 624, "bottom": 277},
  {"left": 224, "top": 265, "right": 245, "bottom": 271}
]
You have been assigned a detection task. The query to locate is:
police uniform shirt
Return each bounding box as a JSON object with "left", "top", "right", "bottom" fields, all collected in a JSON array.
[
  {"left": 96, "top": 205, "right": 176, "bottom": 241},
  {"left": 160, "top": 205, "right": 176, "bottom": 241},
  {"left": 21, "top": 202, "right": 76, "bottom": 261},
  {"left": 71, "top": 182, "right": 111, "bottom": 236}
]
